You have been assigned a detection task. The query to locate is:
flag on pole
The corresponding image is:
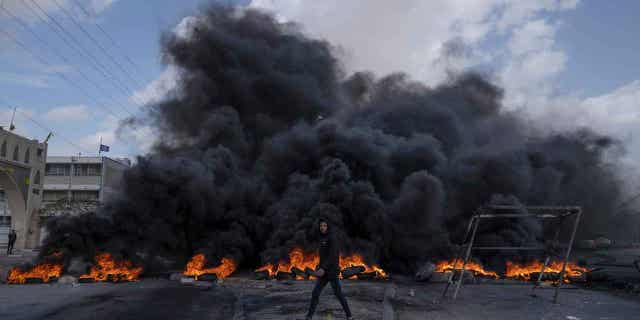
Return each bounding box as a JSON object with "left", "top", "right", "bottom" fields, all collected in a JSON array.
[{"left": 99, "top": 144, "right": 110, "bottom": 152}]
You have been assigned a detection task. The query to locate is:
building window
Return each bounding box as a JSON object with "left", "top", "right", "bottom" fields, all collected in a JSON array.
[
  {"left": 43, "top": 190, "right": 67, "bottom": 202},
  {"left": 0, "top": 190, "right": 9, "bottom": 216},
  {"left": 72, "top": 191, "right": 99, "bottom": 201},
  {"left": 12, "top": 145, "right": 19, "bottom": 161},
  {"left": 87, "top": 164, "right": 101, "bottom": 176},
  {"left": 34, "top": 170, "right": 41, "bottom": 185},
  {"left": 0, "top": 216, "right": 10, "bottom": 227},
  {"left": 37, "top": 148, "right": 43, "bottom": 159},
  {"left": 0, "top": 141, "right": 6, "bottom": 158},
  {"left": 45, "top": 164, "right": 70, "bottom": 176},
  {"left": 24, "top": 148, "right": 30, "bottom": 164},
  {"left": 75, "top": 164, "right": 101, "bottom": 176}
]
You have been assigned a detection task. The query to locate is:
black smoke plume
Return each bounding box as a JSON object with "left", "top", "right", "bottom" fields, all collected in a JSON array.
[{"left": 41, "top": 4, "right": 627, "bottom": 273}]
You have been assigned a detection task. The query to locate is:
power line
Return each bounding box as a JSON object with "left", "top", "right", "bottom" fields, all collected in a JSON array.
[
  {"left": 52, "top": 0, "right": 150, "bottom": 109},
  {"left": 50, "top": 0, "right": 145, "bottom": 89},
  {"left": 22, "top": 0, "right": 138, "bottom": 114},
  {"left": 0, "top": 2, "right": 144, "bottom": 154},
  {"left": 0, "top": 5, "right": 133, "bottom": 119},
  {"left": 16, "top": 0, "right": 134, "bottom": 113},
  {"left": 0, "top": 97, "right": 92, "bottom": 154},
  {"left": 0, "top": 27, "right": 122, "bottom": 120},
  {"left": 69, "top": 0, "right": 145, "bottom": 76},
  {"left": 23, "top": 0, "right": 138, "bottom": 105}
]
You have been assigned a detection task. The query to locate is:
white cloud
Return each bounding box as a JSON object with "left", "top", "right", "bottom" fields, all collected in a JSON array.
[
  {"left": 507, "top": 19, "right": 557, "bottom": 56},
  {"left": 572, "top": 81, "right": 640, "bottom": 169},
  {"left": 127, "top": 16, "right": 193, "bottom": 106},
  {"left": 130, "top": 65, "right": 179, "bottom": 106},
  {"left": 251, "top": 0, "right": 501, "bottom": 85},
  {"left": 578, "top": 83, "right": 639, "bottom": 191},
  {"left": 249, "top": 0, "right": 580, "bottom": 86},
  {"left": 532, "top": 81, "right": 640, "bottom": 137},
  {"left": 79, "top": 128, "right": 114, "bottom": 152},
  {"left": 48, "top": 116, "right": 149, "bottom": 160},
  {"left": 0, "top": 72, "right": 55, "bottom": 88},
  {"left": 57, "top": 113, "right": 156, "bottom": 158},
  {"left": 90, "top": 0, "right": 118, "bottom": 14},
  {"left": 173, "top": 15, "right": 203, "bottom": 40},
  {"left": 580, "top": 80, "right": 640, "bottom": 128},
  {"left": 496, "top": 0, "right": 578, "bottom": 32},
  {"left": 500, "top": 49, "right": 567, "bottom": 108},
  {"left": 498, "top": 18, "right": 568, "bottom": 110},
  {"left": 125, "top": 124, "right": 155, "bottom": 155},
  {"left": 44, "top": 105, "right": 91, "bottom": 122}
]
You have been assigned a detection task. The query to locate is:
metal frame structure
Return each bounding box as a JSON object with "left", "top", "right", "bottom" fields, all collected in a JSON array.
[{"left": 441, "top": 205, "right": 582, "bottom": 303}]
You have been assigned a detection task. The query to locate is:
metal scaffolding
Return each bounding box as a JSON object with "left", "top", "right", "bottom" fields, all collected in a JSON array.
[{"left": 441, "top": 205, "right": 582, "bottom": 303}]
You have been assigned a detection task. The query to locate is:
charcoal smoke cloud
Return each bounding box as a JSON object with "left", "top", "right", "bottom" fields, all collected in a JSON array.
[{"left": 41, "top": 4, "right": 629, "bottom": 273}]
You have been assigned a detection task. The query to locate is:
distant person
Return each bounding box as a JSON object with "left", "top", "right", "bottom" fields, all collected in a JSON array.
[
  {"left": 303, "top": 219, "right": 353, "bottom": 320},
  {"left": 7, "top": 229, "right": 16, "bottom": 255}
]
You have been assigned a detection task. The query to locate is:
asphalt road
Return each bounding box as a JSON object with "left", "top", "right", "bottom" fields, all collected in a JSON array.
[
  {"left": 1, "top": 277, "right": 640, "bottom": 320},
  {"left": 0, "top": 280, "right": 237, "bottom": 320}
]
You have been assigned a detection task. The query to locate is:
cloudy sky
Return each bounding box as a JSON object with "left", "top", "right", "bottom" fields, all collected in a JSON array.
[{"left": 0, "top": 0, "right": 638, "bottom": 171}]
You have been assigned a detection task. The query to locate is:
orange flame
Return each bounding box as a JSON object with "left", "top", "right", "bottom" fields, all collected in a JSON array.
[
  {"left": 339, "top": 253, "right": 388, "bottom": 279},
  {"left": 255, "top": 247, "right": 387, "bottom": 280},
  {"left": 79, "top": 253, "right": 143, "bottom": 282},
  {"left": 256, "top": 247, "right": 319, "bottom": 280},
  {"left": 8, "top": 262, "right": 63, "bottom": 284},
  {"left": 434, "top": 259, "right": 589, "bottom": 283},
  {"left": 435, "top": 259, "right": 499, "bottom": 278},
  {"left": 183, "top": 254, "right": 237, "bottom": 279},
  {"left": 505, "top": 260, "right": 589, "bottom": 282}
]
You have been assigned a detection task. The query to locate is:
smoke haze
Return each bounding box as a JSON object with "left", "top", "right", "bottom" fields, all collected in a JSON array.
[{"left": 41, "top": 4, "right": 629, "bottom": 273}]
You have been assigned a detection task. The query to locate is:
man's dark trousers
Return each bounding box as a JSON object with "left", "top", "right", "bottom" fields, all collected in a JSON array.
[
  {"left": 306, "top": 276, "right": 352, "bottom": 318},
  {"left": 7, "top": 240, "right": 14, "bottom": 255}
]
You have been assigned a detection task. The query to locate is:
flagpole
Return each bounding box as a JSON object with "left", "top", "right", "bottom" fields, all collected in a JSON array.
[
  {"left": 98, "top": 137, "right": 103, "bottom": 203},
  {"left": 9, "top": 107, "right": 16, "bottom": 131}
]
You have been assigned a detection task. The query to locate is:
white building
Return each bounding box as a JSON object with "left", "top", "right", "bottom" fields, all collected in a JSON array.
[
  {"left": 39, "top": 156, "right": 130, "bottom": 245},
  {"left": 41, "top": 156, "right": 131, "bottom": 214},
  {"left": 0, "top": 128, "right": 47, "bottom": 250}
]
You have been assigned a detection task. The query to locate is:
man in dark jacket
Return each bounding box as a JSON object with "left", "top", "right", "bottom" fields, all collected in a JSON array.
[
  {"left": 304, "top": 219, "right": 353, "bottom": 320},
  {"left": 7, "top": 229, "right": 16, "bottom": 255}
]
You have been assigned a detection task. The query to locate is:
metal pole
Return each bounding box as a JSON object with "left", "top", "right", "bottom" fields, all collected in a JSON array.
[
  {"left": 553, "top": 209, "right": 582, "bottom": 303},
  {"left": 533, "top": 256, "right": 550, "bottom": 289},
  {"left": 532, "top": 215, "right": 564, "bottom": 294},
  {"left": 453, "top": 217, "right": 480, "bottom": 300},
  {"left": 67, "top": 157, "right": 73, "bottom": 207},
  {"left": 442, "top": 214, "right": 477, "bottom": 298}
]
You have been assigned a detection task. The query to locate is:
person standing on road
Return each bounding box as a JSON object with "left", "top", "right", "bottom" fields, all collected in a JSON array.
[
  {"left": 303, "top": 218, "right": 353, "bottom": 320},
  {"left": 7, "top": 229, "right": 16, "bottom": 255}
]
